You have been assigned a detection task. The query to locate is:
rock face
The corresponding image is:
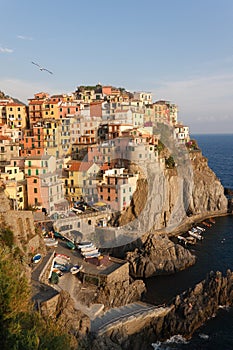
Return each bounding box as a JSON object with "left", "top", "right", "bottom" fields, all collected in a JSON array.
[
  {"left": 91, "top": 270, "right": 233, "bottom": 350},
  {"left": 126, "top": 233, "right": 196, "bottom": 278},
  {"left": 117, "top": 149, "right": 227, "bottom": 233},
  {"left": 189, "top": 151, "right": 228, "bottom": 215},
  {"left": 95, "top": 279, "right": 146, "bottom": 309},
  {"left": 40, "top": 290, "right": 90, "bottom": 346}
]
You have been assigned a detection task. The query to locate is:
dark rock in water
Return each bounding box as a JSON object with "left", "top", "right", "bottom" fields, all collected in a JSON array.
[{"left": 126, "top": 233, "right": 196, "bottom": 278}]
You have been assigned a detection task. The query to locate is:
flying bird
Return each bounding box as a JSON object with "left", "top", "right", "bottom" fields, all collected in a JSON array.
[{"left": 31, "top": 61, "right": 53, "bottom": 74}]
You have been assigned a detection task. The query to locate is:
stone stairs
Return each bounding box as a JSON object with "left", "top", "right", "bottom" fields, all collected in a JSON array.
[{"left": 91, "top": 301, "right": 157, "bottom": 333}]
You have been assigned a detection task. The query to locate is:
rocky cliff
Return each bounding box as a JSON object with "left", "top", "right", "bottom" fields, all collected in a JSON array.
[
  {"left": 91, "top": 270, "right": 233, "bottom": 350},
  {"left": 126, "top": 233, "right": 196, "bottom": 278},
  {"left": 105, "top": 146, "right": 228, "bottom": 278}
]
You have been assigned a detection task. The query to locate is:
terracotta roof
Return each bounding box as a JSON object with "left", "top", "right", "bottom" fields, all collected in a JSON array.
[
  {"left": 67, "top": 161, "right": 95, "bottom": 172},
  {"left": 6, "top": 102, "right": 25, "bottom": 107}
]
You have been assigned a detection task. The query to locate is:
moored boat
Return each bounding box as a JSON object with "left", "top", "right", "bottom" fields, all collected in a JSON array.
[
  {"left": 80, "top": 245, "right": 96, "bottom": 253},
  {"left": 83, "top": 251, "right": 101, "bottom": 258},
  {"left": 202, "top": 221, "right": 212, "bottom": 227},
  {"left": 77, "top": 241, "right": 93, "bottom": 249},
  {"left": 186, "top": 236, "right": 196, "bottom": 245},
  {"left": 54, "top": 253, "right": 70, "bottom": 261},
  {"left": 196, "top": 226, "right": 205, "bottom": 232},
  {"left": 177, "top": 235, "right": 188, "bottom": 246},
  {"left": 188, "top": 230, "right": 203, "bottom": 240},
  {"left": 66, "top": 241, "right": 76, "bottom": 250},
  {"left": 70, "top": 264, "right": 83, "bottom": 274},
  {"left": 82, "top": 249, "right": 99, "bottom": 257},
  {"left": 209, "top": 217, "right": 216, "bottom": 224},
  {"left": 32, "top": 253, "right": 42, "bottom": 264}
]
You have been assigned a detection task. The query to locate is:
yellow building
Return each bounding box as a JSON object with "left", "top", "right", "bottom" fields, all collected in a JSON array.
[
  {"left": 5, "top": 102, "right": 28, "bottom": 130},
  {"left": 63, "top": 160, "right": 100, "bottom": 203},
  {"left": 43, "top": 119, "right": 61, "bottom": 157},
  {"left": 0, "top": 165, "right": 27, "bottom": 209}
]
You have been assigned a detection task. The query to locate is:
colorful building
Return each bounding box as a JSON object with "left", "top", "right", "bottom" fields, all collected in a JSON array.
[
  {"left": 25, "top": 155, "right": 64, "bottom": 214},
  {"left": 97, "top": 168, "right": 138, "bottom": 211}
]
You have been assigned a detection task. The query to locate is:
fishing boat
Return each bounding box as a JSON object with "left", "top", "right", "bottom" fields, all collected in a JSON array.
[
  {"left": 188, "top": 230, "right": 203, "bottom": 240},
  {"left": 209, "top": 218, "right": 216, "bottom": 224},
  {"left": 70, "top": 264, "right": 83, "bottom": 274},
  {"left": 55, "top": 253, "right": 70, "bottom": 261},
  {"left": 32, "top": 253, "right": 42, "bottom": 264},
  {"left": 52, "top": 268, "right": 63, "bottom": 277},
  {"left": 53, "top": 263, "right": 69, "bottom": 272},
  {"left": 81, "top": 248, "right": 99, "bottom": 256},
  {"left": 83, "top": 251, "right": 101, "bottom": 258},
  {"left": 54, "top": 231, "right": 65, "bottom": 240},
  {"left": 186, "top": 236, "right": 196, "bottom": 245},
  {"left": 196, "top": 226, "right": 205, "bottom": 232},
  {"left": 77, "top": 241, "right": 93, "bottom": 249},
  {"left": 54, "top": 256, "right": 70, "bottom": 265},
  {"left": 66, "top": 241, "right": 76, "bottom": 250},
  {"left": 202, "top": 221, "right": 212, "bottom": 227},
  {"left": 177, "top": 235, "right": 188, "bottom": 246},
  {"left": 80, "top": 245, "right": 97, "bottom": 253}
]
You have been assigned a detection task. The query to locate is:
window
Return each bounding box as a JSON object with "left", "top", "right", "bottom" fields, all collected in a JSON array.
[
  {"left": 36, "top": 169, "right": 39, "bottom": 175},
  {"left": 34, "top": 188, "right": 37, "bottom": 193},
  {"left": 33, "top": 179, "right": 37, "bottom": 183}
]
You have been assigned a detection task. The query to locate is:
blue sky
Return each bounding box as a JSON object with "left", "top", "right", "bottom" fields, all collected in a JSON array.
[{"left": 1, "top": 0, "right": 233, "bottom": 133}]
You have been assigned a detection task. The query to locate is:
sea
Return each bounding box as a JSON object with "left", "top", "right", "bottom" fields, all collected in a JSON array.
[{"left": 145, "top": 134, "right": 233, "bottom": 350}]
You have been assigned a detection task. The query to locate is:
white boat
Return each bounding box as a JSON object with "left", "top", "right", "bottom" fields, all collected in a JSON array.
[
  {"left": 32, "top": 253, "right": 41, "bottom": 264},
  {"left": 77, "top": 242, "right": 93, "bottom": 249},
  {"left": 84, "top": 252, "right": 101, "bottom": 259},
  {"left": 82, "top": 249, "right": 99, "bottom": 257},
  {"left": 55, "top": 253, "right": 70, "bottom": 261},
  {"left": 70, "top": 265, "right": 83, "bottom": 274},
  {"left": 177, "top": 235, "right": 188, "bottom": 245},
  {"left": 54, "top": 256, "right": 70, "bottom": 265},
  {"left": 80, "top": 245, "right": 96, "bottom": 253},
  {"left": 188, "top": 230, "right": 203, "bottom": 240},
  {"left": 196, "top": 226, "right": 205, "bottom": 232}
]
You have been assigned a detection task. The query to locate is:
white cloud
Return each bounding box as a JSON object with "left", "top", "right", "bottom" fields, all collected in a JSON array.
[
  {"left": 17, "top": 35, "right": 33, "bottom": 41},
  {"left": 0, "top": 46, "right": 13, "bottom": 53},
  {"left": 0, "top": 79, "right": 51, "bottom": 103},
  {"left": 152, "top": 74, "right": 233, "bottom": 133}
]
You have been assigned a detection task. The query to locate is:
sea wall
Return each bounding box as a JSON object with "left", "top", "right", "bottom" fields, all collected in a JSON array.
[{"left": 91, "top": 270, "right": 233, "bottom": 350}]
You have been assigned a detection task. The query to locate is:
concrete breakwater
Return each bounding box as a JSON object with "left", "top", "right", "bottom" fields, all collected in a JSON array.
[{"left": 91, "top": 269, "right": 233, "bottom": 350}]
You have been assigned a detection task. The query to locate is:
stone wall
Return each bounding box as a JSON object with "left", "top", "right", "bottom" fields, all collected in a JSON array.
[{"left": 0, "top": 190, "right": 45, "bottom": 258}]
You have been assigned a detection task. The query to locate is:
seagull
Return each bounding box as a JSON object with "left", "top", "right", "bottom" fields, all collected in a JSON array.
[{"left": 31, "top": 61, "right": 53, "bottom": 74}]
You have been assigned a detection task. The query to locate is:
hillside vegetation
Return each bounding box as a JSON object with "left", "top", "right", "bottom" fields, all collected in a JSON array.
[{"left": 0, "top": 228, "right": 75, "bottom": 350}]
